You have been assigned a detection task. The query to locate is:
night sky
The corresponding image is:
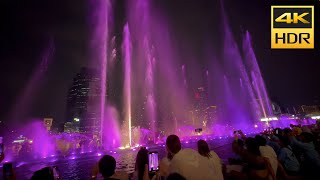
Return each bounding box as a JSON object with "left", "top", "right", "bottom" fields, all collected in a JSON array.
[{"left": 0, "top": 0, "right": 319, "bottom": 126}]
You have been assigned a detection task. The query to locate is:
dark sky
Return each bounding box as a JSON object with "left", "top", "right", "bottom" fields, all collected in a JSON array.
[{"left": 0, "top": 0, "right": 319, "bottom": 125}]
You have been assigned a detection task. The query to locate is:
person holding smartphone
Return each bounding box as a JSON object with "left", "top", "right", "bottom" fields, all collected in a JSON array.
[
  {"left": 133, "top": 147, "right": 162, "bottom": 180},
  {"left": 91, "top": 155, "right": 128, "bottom": 180},
  {"left": 133, "top": 147, "right": 149, "bottom": 180}
]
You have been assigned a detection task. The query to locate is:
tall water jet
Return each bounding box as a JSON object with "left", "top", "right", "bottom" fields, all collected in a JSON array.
[
  {"left": 101, "top": 106, "right": 121, "bottom": 149},
  {"left": 122, "top": 23, "right": 132, "bottom": 146},
  {"left": 251, "top": 72, "right": 267, "bottom": 118},
  {"left": 7, "top": 37, "right": 54, "bottom": 123},
  {"left": 144, "top": 38, "right": 157, "bottom": 143},
  {"left": 220, "top": 0, "right": 259, "bottom": 129},
  {"left": 242, "top": 31, "right": 273, "bottom": 118},
  {"left": 148, "top": 10, "right": 191, "bottom": 135},
  {"left": 89, "top": 0, "right": 111, "bottom": 144},
  {"left": 126, "top": 0, "right": 162, "bottom": 140},
  {"left": 182, "top": 65, "right": 188, "bottom": 88},
  {"left": 146, "top": 95, "right": 156, "bottom": 142}
]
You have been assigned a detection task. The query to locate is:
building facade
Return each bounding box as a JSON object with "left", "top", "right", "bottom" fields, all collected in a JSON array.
[
  {"left": 43, "top": 118, "right": 53, "bottom": 131},
  {"left": 66, "top": 67, "right": 102, "bottom": 133}
]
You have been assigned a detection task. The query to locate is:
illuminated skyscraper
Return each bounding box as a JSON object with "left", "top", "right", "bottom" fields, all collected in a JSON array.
[
  {"left": 194, "top": 86, "right": 209, "bottom": 128},
  {"left": 66, "top": 67, "right": 101, "bottom": 133}
]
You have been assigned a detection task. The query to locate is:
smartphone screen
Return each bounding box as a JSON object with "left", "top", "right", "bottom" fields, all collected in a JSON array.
[
  {"left": 3, "top": 163, "right": 13, "bottom": 178},
  {"left": 148, "top": 152, "right": 159, "bottom": 172},
  {"left": 276, "top": 129, "right": 279, "bottom": 134}
]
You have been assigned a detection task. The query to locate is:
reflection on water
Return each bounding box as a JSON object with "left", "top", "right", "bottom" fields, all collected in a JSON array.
[{"left": 2, "top": 138, "right": 233, "bottom": 180}]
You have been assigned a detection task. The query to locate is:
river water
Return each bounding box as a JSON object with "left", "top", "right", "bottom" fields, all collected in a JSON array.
[{"left": 1, "top": 137, "right": 234, "bottom": 180}]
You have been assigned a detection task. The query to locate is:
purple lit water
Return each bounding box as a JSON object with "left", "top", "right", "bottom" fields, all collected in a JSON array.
[
  {"left": 242, "top": 31, "right": 273, "bottom": 118},
  {"left": 122, "top": 23, "right": 132, "bottom": 146},
  {"left": 144, "top": 37, "right": 156, "bottom": 143},
  {"left": 7, "top": 38, "right": 54, "bottom": 123},
  {"left": 101, "top": 106, "right": 121, "bottom": 149},
  {"left": 1, "top": 138, "right": 234, "bottom": 180}
]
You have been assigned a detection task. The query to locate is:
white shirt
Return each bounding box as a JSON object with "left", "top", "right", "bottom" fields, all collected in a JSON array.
[
  {"left": 170, "top": 148, "right": 217, "bottom": 180},
  {"left": 259, "top": 145, "right": 278, "bottom": 178},
  {"left": 201, "top": 151, "right": 224, "bottom": 180}
]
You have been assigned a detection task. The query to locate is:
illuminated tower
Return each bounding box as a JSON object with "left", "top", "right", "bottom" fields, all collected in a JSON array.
[
  {"left": 66, "top": 67, "right": 101, "bottom": 133},
  {"left": 194, "top": 86, "right": 209, "bottom": 128}
]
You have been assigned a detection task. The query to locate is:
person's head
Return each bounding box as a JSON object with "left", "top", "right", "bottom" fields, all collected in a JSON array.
[
  {"left": 255, "top": 135, "right": 267, "bottom": 146},
  {"left": 279, "top": 137, "right": 291, "bottom": 147},
  {"left": 197, "top": 140, "right": 211, "bottom": 158},
  {"left": 135, "top": 147, "right": 149, "bottom": 180},
  {"left": 166, "top": 135, "right": 181, "bottom": 158},
  {"left": 282, "top": 128, "right": 292, "bottom": 137},
  {"left": 167, "top": 173, "right": 186, "bottom": 180},
  {"left": 300, "top": 132, "right": 314, "bottom": 143},
  {"left": 99, "top": 155, "right": 116, "bottom": 178},
  {"left": 301, "top": 126, "right": 312, "bottom": 133},
  {"left": 245, "top": 137, "right": 260, "bottom": 156},
  {"left": 30, "top": 167, "right": 54, "bottom": 180}
]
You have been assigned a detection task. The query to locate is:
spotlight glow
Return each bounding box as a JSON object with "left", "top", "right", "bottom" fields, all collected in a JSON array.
[{"left": 261, "top": 117, "right": 278, "bottom": 121}]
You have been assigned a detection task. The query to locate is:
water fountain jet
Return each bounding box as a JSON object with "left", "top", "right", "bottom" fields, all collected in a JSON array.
[{"left": 122, "top": 23, "right": 132, "bottom": 146}]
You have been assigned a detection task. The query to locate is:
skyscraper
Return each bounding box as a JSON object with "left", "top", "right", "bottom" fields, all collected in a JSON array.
[
  {"left": 66, "top": 67, "right": 101, "bottom": 133},
  {"left": 194, "top": 86, "right": 209, "bottom": 128}
]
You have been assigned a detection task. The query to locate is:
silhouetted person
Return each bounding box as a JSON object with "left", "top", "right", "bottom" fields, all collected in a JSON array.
[
  {"left": 166, "top": 173, "right": 186, "bottom": 180},
  {"left": 30, "top": 167, "right": 54, "bottom": 180},
  {"left": 91, "top": 155, "right": 128, "bottom": 180},
  {"left": 99, "top": 155, "right": 118, "bottom": 180},
  {"left": 133, "top": 147, "right": 149, "bottom": 180}
]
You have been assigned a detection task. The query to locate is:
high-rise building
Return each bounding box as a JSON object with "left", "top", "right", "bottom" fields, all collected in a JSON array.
[
  {"left": 193, "top": 86, "right": 209, "bottom": 128},
  {"left": 66, "top": 67, "right": 101, "bottom": 133}
]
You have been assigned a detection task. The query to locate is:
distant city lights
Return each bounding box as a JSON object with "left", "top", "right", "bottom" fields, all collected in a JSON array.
[
  {"left": 260, "top": 117, "right": 278, "bottom": 121},
  {"left": 311, "top": 116, "right": 320, "bottom": 120},
  {"left": 13, "top": 139, "right": 25, "bottom": 143}
]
